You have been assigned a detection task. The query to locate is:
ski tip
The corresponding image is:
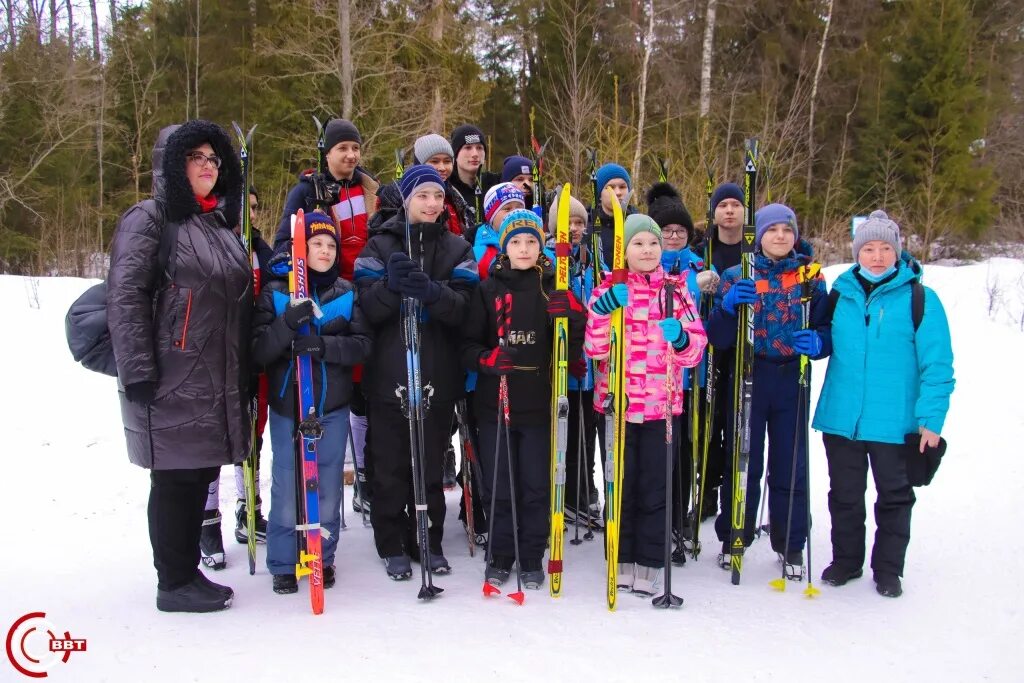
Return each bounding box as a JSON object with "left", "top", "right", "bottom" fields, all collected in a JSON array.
[
  {"left": 769, "top": 578, "right": 787, "bottom": 592},
  {"left": 483, "top": 582, "right": 502, "bottom": 597},
  {"left": 804, "top": 584, "right": 821, "bottom": 599},
  {"left": 507, "top": 591, "right": 525, "bottom": 606}
]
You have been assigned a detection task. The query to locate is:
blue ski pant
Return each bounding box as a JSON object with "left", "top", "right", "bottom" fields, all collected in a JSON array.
[
  {"left": 266, "top": 407, "right": 349, "bottom": 574},
  {"left": 619, "top": 417, "right": 680, "bottom": 569},
  {"left": 715, "top": 359, "right": 808, "bottom": 553}
]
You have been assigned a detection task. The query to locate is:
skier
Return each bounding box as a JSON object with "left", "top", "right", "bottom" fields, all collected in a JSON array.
[
  {"left": 813, "top": 210, "right": 954, "bottom": 598},
  {"left": 448, "top": 123, "right": 499, "bottom": 234},
  {"left": 706, "top": 203, "right": 830, "bottom": 574},
  {"left": 585, "top": 213, "right": 707, "bottom": 597},
  {"left": 251, "top": 211, "right": 372, "bottom": 594},
  {"left": 461, "top": 209, "right": 586, "bottom": 589},
  {"left": 372, "top": 133, "right": 473, "bottom": 237},
  {"left": 107, "top": 120, "right": 252, "bottom": 613},
  {"left": 646, "top": 182, "right": 719, "bottom": 551},
  {"left": 591, "top": 163, "right": 638, "bottom": 267},
  {"left": 690, "top": 182, "right": 747, "bottom": 520},
  {"left": 354, "top": 165, "right": 479, "bottom": 580},
  {"left": 271, "top": 118, "right": 378, "bottom": 269},
  {"left": 546, "top": 187, "right": 605, "bottom": 528},
  {"left": 200, "top": 186, "right": 274, "bottom": 570}
]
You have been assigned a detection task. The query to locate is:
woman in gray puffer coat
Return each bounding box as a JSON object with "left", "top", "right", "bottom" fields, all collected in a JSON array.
[{"left": 107, "top": 119, "right": 253, "bottom": 613}]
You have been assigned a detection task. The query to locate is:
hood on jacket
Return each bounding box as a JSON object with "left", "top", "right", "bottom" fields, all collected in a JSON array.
[
  {"left": 151, "top": 124, "right": 180, "bottom": 200},
  {"left": 162, "top": 119, "right": 241, "bottom": 227}
]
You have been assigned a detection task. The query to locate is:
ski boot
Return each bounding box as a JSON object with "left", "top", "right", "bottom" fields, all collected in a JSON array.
[
  {"left": 200, "top": 510, "right": 226, "bottom": 570},
  {"left": 519, "top": 558, "right": 545, "bottom": 590},
  {"left": 616, "top": 563, "right": 636, "bottom": 592},
  {"left": 272, "top": 574, "right": 298, "bottom": 595},
  {"left": 233, "top": 499, "right": 267, "bottom": 544},
  {"left": 442, "top": 446, "right": 458, "bottom": 490},
  {"left": 352, "top": 468, "right": 372, "bottom": 514},
  {"left": 157, "top": 576, "right": 232, "bottom": 613},
  {"left": 384, "top": 555, "right": 413, "bottom": 581},
  {"left": 485, "top": 555, "right": 513, "bottom": 587},
  {"left": 429, "top": 551, "right": 452, "bottom": 575},
  {"left": 821, "top": 563, "right": 864, "bottom": 587},
  {"left": 778, "top": 550, "right": 805, "bottom": 581},
  {"left": 324, "top": 565, "right": 336, "bottom": 589},
  {"left": 631, "top": 565, "right": 661, "bottom": 597}
]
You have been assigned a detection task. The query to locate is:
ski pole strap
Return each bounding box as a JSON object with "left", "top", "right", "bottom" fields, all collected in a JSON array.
[
  {"left": 415, "top": 504, "right": 428, "bottom": 512},
  {"left": 296, "top": 522, "right": 321, "bottom": 531}
]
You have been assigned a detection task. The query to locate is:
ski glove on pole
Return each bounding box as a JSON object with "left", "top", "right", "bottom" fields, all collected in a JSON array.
[
  {"left": 696, "top": 270, "right": 720, "bottom": 294},
  {"left": 268, "top": 244, "right": 292, "bottom": 276},
  {"left": 478, "top": 346, "right": 519, "bottom": 375},
  {"left": 592, "top": 283, "right": 628, "bottom": 316},
  {"left": 546, "top": 290, "right": 583, "bottom": 320},
  {"left": 658, "top": 318, "right": 690, "bottom": 350},
  {"left": 400, "top": 271, "right": 442, "bottom": 304},
  {"left": 792, "top": 329, "right": 823, "bottom": 357},
  {"left": 124, "top": 381, "right": 157, "bottom": 405},
  {"left": 386, "top": 252, "right": 418, "bottom": 294},
  {"left": 568, "top": 358, "right": 588, "bottom": 380},
  {"left": 284, "top": 299, "right": 315, "bottom": 330},
  {"left": 722, "top": 278, "right": 757, "bottom": 315},
  {"left": 293, "top": 335, "right": 326, "bottom": 360}
]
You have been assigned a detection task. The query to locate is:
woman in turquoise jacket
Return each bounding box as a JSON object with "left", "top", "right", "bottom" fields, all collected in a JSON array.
[{"left": 812, "top": 210, "right": 954, "bottom": 599}]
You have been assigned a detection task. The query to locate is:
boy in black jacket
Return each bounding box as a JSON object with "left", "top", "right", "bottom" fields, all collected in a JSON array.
[
  {"left": 354, "top": 165, "right": 479, "bottom": 580},
  {"left": 461, "top": 209, "right": 586, "bottom": 589},
  {"left": 251, "top": 211, "right": 373, "bottom": 594}
]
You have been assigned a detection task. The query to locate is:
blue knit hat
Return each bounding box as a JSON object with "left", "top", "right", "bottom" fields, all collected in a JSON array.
[
  {"left": 498, "top": 209, "right": 545, "bottom": 253},
  {"left": 755, "top": 203, "right": 798, "bottom": 248},
  {"left": 305, "top": 210, "right": 339, "bottom": 246},
  {"left": 711, "top": 182, "right": 744, "bottom": 210},
  {"left": 399, "top": 164, "right": 445, "bottom": 205},
  {"left": 501, "top": 155, "right": 534, "bottom": 182},
  {"left": 595, "top": 163, "right": 632, "bottom": 194}
]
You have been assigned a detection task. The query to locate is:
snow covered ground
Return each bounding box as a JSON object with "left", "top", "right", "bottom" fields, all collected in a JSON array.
[{"left": 1, "top": 260, "right": 1021, "bottom": 682}]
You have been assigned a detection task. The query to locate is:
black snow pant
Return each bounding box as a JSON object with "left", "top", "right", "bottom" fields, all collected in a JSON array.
[
  {"left": 368, "top": 398, "right": 453, "bottom": 559},
  {"left": 823, "top": 433, "right": 916, "bottom": 578},
  {"left": 715, "top": 359, "right": 808, "bottom": 552},
  {"left": 674, "top": 398, "right": 695, "bottom": 534},
  {"left": 564, "top": 389, "right": 600, "bottom": 514},
  {"left": 477, "top": 419, "right": 551, "bottom": 563},
  {"left": 619, "top": 418, "right": 679, "bottom": 569},
  {"left": 457, "top": 392, "right": 488, "bottom": 532},
  {"left": 149, "top": 466, "right": 220, "bottom": 590},
  {"left": 703, "top": 350, "right": 732, "bottom": 499}
]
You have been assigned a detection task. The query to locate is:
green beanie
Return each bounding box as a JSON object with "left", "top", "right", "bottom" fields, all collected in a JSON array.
[{"left": 624, "top": 213, "right": 662, "bottom": 246}]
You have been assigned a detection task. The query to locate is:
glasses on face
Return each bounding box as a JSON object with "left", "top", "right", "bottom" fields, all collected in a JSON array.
[
  {"left": 664, "top": 229, "right": 687, "bottom": 238},
  {"left": 187, "top": 152, "right": 222, "bottom": 169}
]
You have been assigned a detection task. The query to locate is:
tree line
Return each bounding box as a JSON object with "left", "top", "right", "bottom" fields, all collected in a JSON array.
[{"left": 0, "top": 0, "right": 1020, "bottom": 275}]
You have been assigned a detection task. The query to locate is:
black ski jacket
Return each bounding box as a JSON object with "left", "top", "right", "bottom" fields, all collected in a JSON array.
[{"left": 354, "top": 211, "right": 479, "bottom": 403}]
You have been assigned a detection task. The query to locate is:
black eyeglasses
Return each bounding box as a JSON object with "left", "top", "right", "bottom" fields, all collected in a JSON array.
[
  {"left": 663, "top": 229, "right": 688, "bottom": 238},
  {"left": 187, "top": 152, "right": 222, "bottom": 169}
]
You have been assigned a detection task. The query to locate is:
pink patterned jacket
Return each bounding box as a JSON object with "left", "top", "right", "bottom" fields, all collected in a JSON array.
[{"left": 585, "top": 266, "right": 707, "bottom": 423}]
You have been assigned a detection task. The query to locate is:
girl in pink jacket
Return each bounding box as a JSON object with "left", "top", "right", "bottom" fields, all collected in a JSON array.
[{"left": 585, "top": 213, "right": 707, "bottom": 596}]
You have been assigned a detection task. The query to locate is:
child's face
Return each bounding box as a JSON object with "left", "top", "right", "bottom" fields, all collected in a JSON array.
[
  {"left": 626, "top": 232, "right": 662, "bottom": 273},
  {"left": 424, "top": 154, "right": 453, "bottom": 182},
  {"left": 407, "top": 187, "right": 445, "bottom": 223},
  {"left": 456, "top": 143, "right": 485, "bottom": 177},
  {"left": 308, "top": 234, "right": 337, "bottom": 273},
  {"left": 662, "top": 224, "right": 688, "bottom": 251},
  {"left": 506, "top": 234, "right": 540, "bottom": 270},
  {"left": 600, "top": 179, "right": 630, "bottom": 213},
  {"left": 490, "top": 201, "right": 526, "bottom": 231},
  {"left": 760, "top": 224, "right": 796, "bottom": 260},
  {"left": 569, "top": 216, "right": 586, "bottom": 244},
  {"left": 714, "top": 199, "right": 744, "bottom": 230},
  {"left": 508, "top": 175, "right": 533, "bottom": 194}
]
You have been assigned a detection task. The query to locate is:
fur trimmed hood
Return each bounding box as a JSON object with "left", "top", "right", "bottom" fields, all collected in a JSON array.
[{"left": 160, "top": 119, "right": 241, "bottom": 227}]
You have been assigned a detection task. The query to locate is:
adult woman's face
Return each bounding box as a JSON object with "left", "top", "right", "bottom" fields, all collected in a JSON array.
[
  {"left": 186, "top": 142, "right": 219, "bottom": 199},
  {"left": 858, "top": 240, "right": 898, "bottom": 275}
]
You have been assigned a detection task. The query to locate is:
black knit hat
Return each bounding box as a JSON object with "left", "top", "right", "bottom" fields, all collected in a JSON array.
[
  {"left": 324, "top": 118, "right": 361, "bottom": 151},
  {"left": 646, "top": 182, "right": 694, "bottom": 239},
  {"left": 450, "top": 124, "right": 487, "bottom": 159}
]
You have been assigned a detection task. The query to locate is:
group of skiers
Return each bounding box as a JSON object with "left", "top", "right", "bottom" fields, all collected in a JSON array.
[{"left": 103, "top": 117, "right": 954, "bottom": 614}]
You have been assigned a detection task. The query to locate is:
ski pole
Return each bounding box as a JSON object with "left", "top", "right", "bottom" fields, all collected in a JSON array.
[{"left": 569, "top": 389, "right": 584, "bottom": 547}]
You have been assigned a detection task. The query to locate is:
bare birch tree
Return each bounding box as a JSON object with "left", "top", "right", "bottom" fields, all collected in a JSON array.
[{"left": 806, "top": 0, "right": 834, "bottom": 196}]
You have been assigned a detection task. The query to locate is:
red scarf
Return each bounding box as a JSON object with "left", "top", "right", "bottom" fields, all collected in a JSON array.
[{"left": 195, "top": 194, "right": 218, "bottom": 213}]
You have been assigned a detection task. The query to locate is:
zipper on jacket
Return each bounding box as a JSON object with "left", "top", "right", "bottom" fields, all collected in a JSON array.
[
  {"left": 877, "top": 308, "right": 884, "bottom": 338},
  {"left": 175, "top": 289, "right": 193, "bottom": 349}
]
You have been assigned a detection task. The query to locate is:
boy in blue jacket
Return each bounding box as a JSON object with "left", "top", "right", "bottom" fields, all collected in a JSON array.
[{"left": 707, "top": 203, "right": 831, "bottom": 578}]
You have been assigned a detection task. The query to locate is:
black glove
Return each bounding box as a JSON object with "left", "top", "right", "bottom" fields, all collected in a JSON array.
[
  {"left": 293, "top": 335, "right": 325, "bottom": 360},
  {"left": 124, "top": 381, "right": 157, "bottom": 405},
  {"left": 284, "top": 299, "right": 315, "bottom": 331},
  {"left": 478, "top": 346, "right": 519, "bottom": 375},
  {"left": 400, "top": 271, "right": 442, "bottom": 304},
  {"left": 387, "top": 252, "right": 417, "bottom": 294}
]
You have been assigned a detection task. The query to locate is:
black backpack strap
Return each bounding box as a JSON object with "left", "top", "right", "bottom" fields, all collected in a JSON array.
[
  {"left": 140, "top": 199, "right": 179, "bottom": 284},
  {"left": 825, "top": 288, "right": 840, "bottom": 325},
  {"left": 911, "top": 280, "right": 925, "bottom": 331}
]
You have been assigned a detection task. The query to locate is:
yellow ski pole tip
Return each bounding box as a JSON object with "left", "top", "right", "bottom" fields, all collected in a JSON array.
[
  {"left": 804, "top": 585, "right": 821, "bottom": 599},
  {"left": 769, "top": 578, "right": 787, "bottom": 592}
]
